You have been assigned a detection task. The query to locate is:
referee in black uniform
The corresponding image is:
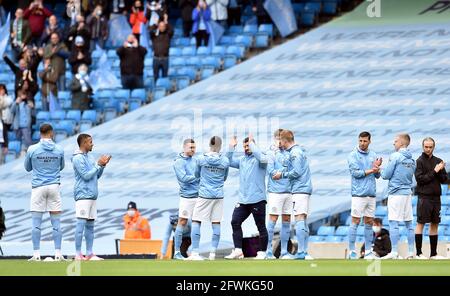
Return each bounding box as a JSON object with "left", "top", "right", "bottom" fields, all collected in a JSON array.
[{"left": 415, "top": 137, "right": 448, "bottom": 259}]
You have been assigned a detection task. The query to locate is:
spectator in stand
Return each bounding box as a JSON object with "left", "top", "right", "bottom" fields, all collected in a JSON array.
[
  {"left": 86, "top": 5, "right": 109, "bottom": 51},
  {"left": 39, "top": 57, "right": 59, "bottom": 111},
  {"left": 11, "top": 89, "right": 33, "bottom": 154},
  {"left": 110, "top": 0, "right": 134, "bottom": 15},
  {"left": 145, "top": 0, "right": 168, "bottom": 27},
  {"left": 149, "top": 20, "right": 172, "bottom": 82},
  {"left": 227, "top": 0, "right": 241, "bottom": 26},
  {"left": 23, "top": 0, "right": 53, "bottom": 46},
  {"left": 192, "top": 1, "right": 211, "bottom": 48},
  {"left": 129, "top": 0, "right": 147, "bottom": 44},
  {"left": 0, "top": 84, "right": 13, "bottom": 158},
  {"left": 70, "top": 64, "right": 92, "bottom": 111},
  {"left": 206, "top": 0, "right": 229, "bottom": 28},
  {"left": 252, "top": 0, "right": 271, "bottom": 26},
  {"left": 44, "top": 32, "right": 69, "bottom": 91},
  {"left": 67, "top": 15, "right": 91, "bottom": 50},
  {"left": 18, "top": 76, "right": 39, "bottom": 106},
  {"left": 88, "top": 0, "right": 109, "bottom": 17},
  {"left": 10, "top": 8, "right": 32, "bottom": 62},
  {"left": 116, "top": 34, "right": 147, "bottom": 90},
  {"left": 3, "top": 54, "right": 28, "bottom": 95},
  {"left": 40, "top": 15, "right": 63, "bottom": 46},
  {"left": 69, "top": 36, "right": 92, "bottom": 74},
  {"left": 179, "top": 0, "right": 196, "bottom": 37},
  {"left": 123, "top": 201, "right": 151, "bottom": 239},
  {"left": 22, "top": 45, "right": 43, "bottom": 82}
]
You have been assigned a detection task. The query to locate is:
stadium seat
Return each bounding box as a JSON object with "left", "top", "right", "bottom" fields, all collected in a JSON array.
[
  {"left": 54, "top": 130, "right": 68, "bottom": 142},
  {"left": 258, "top": 24, "right": 274, "bottom": 38},
  {"left": 200, "top": 66, "right": 215, "bottom": 80},
  {"left": 177, "top": 67, "right": 197, "bottom": 81},
  {"left": 442, "top": 184, "right": 449, "bottom": 195},
  {"left": 66, "top": 110, "right": 81, "bottom": 124},
  {"left": 255, "top": 33, "right": 269, "bottom": 48},
  {"left": 79, "top": 120, "right": 93, "bottom": 132},
  {"left": 441, "top": 216, "right": 450, "bottom": 226},
  {"left": 304, "top": 2, "right": 322, "bottom": 15},
  {"left": 196, "top": 46, "right": 211, "bottom": 57},
  {"left": 442, "top": 196, "right": 450, "bottom": 205},
  {"left": 243, "top": 24, "right": 258, "bottom": 36},
  {"left": 219, "top": 36, "right": 235, "bottom": 45},
  {"left": 176, "top": 76, "right": 190, "bottom": 90},
  {"left": 292, "top": 3, "right": 305, "bottom": 14},
  {"left": 301, "top": 12, "right": 316, "bottom": 27},
  {"left": 104, "top": 108, "right": 118, "bottom": 122},
  {"left": 171, "top": 57, "right": 186, "bottom": 68},
  {"left": 8, "top": 141, "right": 21, "bottom": 154},
  {"left": 211, "top": 46, "right": 226, "bottom": 59},
  {"left": 169, "top": 47, "right": 182, "bottom": 57},
  {"left": 309, "top": 235, "right": 325, "bottom": 242},
  {"left": 335, "top": 226, "right": 349, "bottom": 236},
  {"left": 7, "top": 131, "right": 17, "bottom": 141},
  {"left": 36, "top": 111, "right": 51, "bottom": 124},
  {"left": 5, "top": 151, "right": 17, "bottom": 163},
  {"left": 152, "top": 87, "right": 166, "bottom": 101},
  {"left": 32, "top": 130, "right": 40, "bottom": 142},
  {"left": 317, "top": 225, "right": 335, "bottom": 236},
  {"left": 81, "top": 110, "right": 97, "bottom": 124},
  {"left": 156, "top": 78, "right": 172, "bottom": 92},
  {"left": 130, "top": 88, "right": 147, "bottom": 103},
  {"left": 201, "top": 56, "right": 220, "bottom": 70},
  {"left": 345, "top": 216, "right": 352, "bottom": 225},
  {"left": 115, "top": 89, "right": 130, "bottom": 100},
  {"left": 128, "top": 99, "right": 142, "bottom": 111},
  {"left": 223, "top": 55, "right": 237, "bottom": 69},
  {"left": 323, "top": 2, "right": 338, "bottom": 15},
  {"left": 181, "top": 46, "right": 196, "bottom": 57},
  {"left": 235, "top": 35, "right": 253, "bottom": 48},
  {"left": 375, "top": 206, "right": 388, "bottom": 217},
  {"left": 228, "top": 25, "right": 244, "bottom": 35},
  {"left": 55, "top": 120, "right": 75, "bottom": 135},
  {"left": 325, "top": 236, "right": 344, "bottom": 243}
]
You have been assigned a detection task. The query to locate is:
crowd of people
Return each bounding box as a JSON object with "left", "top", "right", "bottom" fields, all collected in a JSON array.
[{"left": 0, "top": 0, "right": 274, "bottom": 163}]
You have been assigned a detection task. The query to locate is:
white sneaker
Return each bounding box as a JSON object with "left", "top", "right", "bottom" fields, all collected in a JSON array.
[
  {"left": 28, "top": 255, "right": 41, "bottom": 262},
  {"left": 382, "top": 252, "right": 399, "bottom": 260},
  {"left": 416, "top": 254, "right": 428, "bottom": 260},
  {"left": 186, "top": 252, "right": 204, "bottom": 261},
  {"left": 43, "top": 257, "right": 55, "bottom": 262},
  {"left": 225, "top": 249, "right": 244, "bottom": 260},
  {"left": 430, "top": 255, "right": 448, "bottom": 260},
  {"left": 208, "top": 252, "right": 216, "bottom": 261},
  {"left": 254, "top": 251, "right": 266, "bottom": 260},
  {"left": 405, "top": 252, "right": 415, "bottom": 260},
  {"left": 305, "top": 253, "right": 314, "bottom": 260},
  {"left": 364, "top": 252, "right": 376, "bottom": 260},
  {"left": 280, "top": 253, "right": 294, "bottom": 260},
  {"left": 86, "top": 254, "right": 104, "bottom": 261}
]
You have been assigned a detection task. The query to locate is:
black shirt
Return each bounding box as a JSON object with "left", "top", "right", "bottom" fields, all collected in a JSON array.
[{"left": 415, "top": 152, "right": 448, "bottom": 201}]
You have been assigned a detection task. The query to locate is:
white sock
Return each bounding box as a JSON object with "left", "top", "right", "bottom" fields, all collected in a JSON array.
[
  {"left": 33, "top": 250, "right": 40, "bottom": 258},
  {"left": 55, "top": 249, "right": 62, "bottom": 257}
]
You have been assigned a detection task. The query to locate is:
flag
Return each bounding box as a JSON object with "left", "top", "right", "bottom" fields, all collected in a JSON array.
[
  {"left": 49, "top": 92, "right": 61, "bottom": 113},
  {"left": 105, "top": 14, "right": 132, "bottom": 48},
  {"left": 89, "top": 49, "right": 121, "bottom": 93},
  {"left": 208, "top": 21, "right": 225, "bottom": 48},
  {"left": 0, "top": 13, "right": 11, "bottom": 58},
  {"left": 264, "top": 0, "right": 297, "bottom": 37}
]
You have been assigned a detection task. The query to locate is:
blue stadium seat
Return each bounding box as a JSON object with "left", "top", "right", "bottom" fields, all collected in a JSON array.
[
  {"left": 196, "top": 46, "right": 211, "bottom": 56},
  {"left": 309, "top": 235, "right": 325, "bottom": 242},
  {"left": 5, "top": 151, "right": 17, "bottom": 163},
  {"left": 228, "top": 25, "right": 244, "bottom": 35},
  {"left": 212, "top": 46, "right": 226, "bottom": 59},
  {"left": 50, "top": 110, "right": 66, "bottom": 122},
  {"left": 292, "top": 3, "right": 305, "bottom": 14},
  {"left": 7, "top": 131, "right": 17, "bottom": 141},
  {"left": 32, "top": 130, "right": 40, "bottom": 142},
  {"left": 243, "top": 24, "right": 258, "bottom": 36},
  {"left": 301, "top": 12, "right": 316, "bottom": 26},
  {"left": 104, "top": 108, "right": 118, "bottom": 122},
  {"left": 442, "top": 195, "right": 450, "bottom": 205},
  {"left": 115, "top": 89, "right": 130, "bottom": 100},
  {"left": 168, "top": 68, "right": 178, "bottom": 79},
  {"left": 182, "top": 46, "right": 196, "bottom": 57},
  {"left": 325, "top": 236, "right": 344, "bottom": 243},
  {"left": 304, "top": 2, "right": 322, "bottom": 15},
  {"left": 200, "top": 66, "right": 215, "bottom": 80},
  {"left": 176, "top": 76, "right": 190, "bottom": 90},
  {"left": 169, "top": 47, "right": 182, "bottom": 57},
  {"left": 79, "top": 120, "right": 93, "bottom": 132},
  {"left": 186, "top": 56, "right": 201, "bottom": 70},
  {"left": 201, "top": 56, "right": 220, "bottom": 70},
  {"left": 58, "top": 91, "right": 71, "bottom": 101},
  {"left": 130, "top": 88, "right": 147, "bottom": 103},
  {"left": 335, "top": 226, "right": 349, "bottom": 236},
  {"left": 107, "top": 49, "right": 117, "bottom": 59},
  {"left": 178, "top": 37, "right": 190, "bottom": 47},
  {"left": 144, "top": 57, "right": 154, "bottom": 67},
  {"left": 442, "top": 184, "right": 449, "bottom": 195},
  {"left": 81, "top": 110, "right": 97, "bottom": 123},
  {"left": 219, "top": 36, "right": 235, "bottom": 45},
  {"left": 128, "top": 98, "right": 142, "bottom": 111},
  {"left": 235, "top": 35, "right": 253, "bottom": 48},
  {"left": 382, "top": 216, "right": 389, "bottom": 226},
  {"left": 317, "top": 225, "right": 335, "bottom": 236},
  {"left": 112, "top": 59, "right": 121, "bottom": 70},
  {"left": 258, "top": 24, "right": 274, "bottom": 38},
  {"left": 66, "top": 110, "right": 81, "bottom": 124},
  {"left": 441, "top": 216, "right": 450, "bottom": 226},
  {"left": 255, "top": 33, "right": 269, "bottom": 48},
  {"left": 375, "top": 206, "right": 387, "bottom": 217},
  {"left": 36, "top": 111, "right": 51, "bottom": 124},
  {"left": 156, "top": 78, "right": 172, "bottom": 92},
  {"left": 345, "top": 216, "right": 352, "bottom": 225},
  {"left": 226, "top": 45, "right": 245, "bottom": 59},
  {"left": 8, "top": 141, "right": 21, "bottom": 154},
  {"left": 177, "top": 67, "right": 197, "bottom": 81},
  {"left": 55, "top": 120, "right": 75, "bottom": 135},
  {"left": 91, "top": 50, "right": 103, "bottom": 59},
  {"left": 152, "top": 87, "right": 166, "bottom": 101},
  {"left": 54, "top": 130, "right": 68, "bottom": 142},
  {"left": 0, "top": 73, "right": 10, "bottom": 83},
  {"left": 223, "top": 55, "right": 237, "bottom": 69},
  {"left": 323, "top": 1, "right": 338, "bottom": 15},
  {"left": 171, "top": 57, "right": 186, "bottom": 68}
]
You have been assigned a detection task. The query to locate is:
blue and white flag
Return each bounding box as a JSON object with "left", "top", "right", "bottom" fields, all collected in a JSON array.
[
  {"left": 0, "top": 13, "right": 11, "bottom": 58},
  {"left": 106, "top": 14, "right": 132, "bottom": 48},
  {"left": 48, "top": 92, "right": 61, "bottom": 113},
  {"left": 89, "top": 49, "right": 121, "bottom": 92},
  {"left": 208, "top": 21, "right": 225, "bottom": 48},
  {"left": 264, "top": 0, "right": 297, "bottom": 37}
]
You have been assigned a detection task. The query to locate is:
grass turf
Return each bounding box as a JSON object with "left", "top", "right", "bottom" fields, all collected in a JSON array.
[{"left": 1, "top": 259, "right": 450, "bottom": 276}]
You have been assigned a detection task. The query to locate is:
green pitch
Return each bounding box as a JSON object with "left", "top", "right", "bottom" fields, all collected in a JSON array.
[{"left": 1, "top": 260, "right": 450, "bottom": 276}]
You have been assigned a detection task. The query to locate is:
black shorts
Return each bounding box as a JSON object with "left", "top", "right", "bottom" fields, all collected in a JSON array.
[{"left": 417, "top": 198, "right": 441, "bottom": 224}]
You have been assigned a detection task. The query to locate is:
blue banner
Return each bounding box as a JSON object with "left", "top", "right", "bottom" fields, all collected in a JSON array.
[
  {"left": 208, "top": 21, "right": 225, "bottom": 48},
  {"left": 105, "top": 14, "right": 132, "bottom": 48},
  {"left": 264, "top": 0, "right": 297, "bottom": 37},
  {"left": 89, "top": 49, "right": 121, "bottom": 92},
  {"left": 0, "top": 13, "right": 10, "bottom": 58}
]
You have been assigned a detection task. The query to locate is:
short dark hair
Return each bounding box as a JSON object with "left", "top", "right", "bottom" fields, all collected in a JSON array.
[
  {"left": 40, "top": 123, "right": 53, "bottom": 135},
  {"left": 209, "top": 136, "right": 222, "bottom": 147},
  {"left": 358, "top": 131, "right": 371, "bottom": 140},
  {"left": 77, "top": 133, "right": 91, "bottom": 147},
  {"left": 373, "top": 218, "right": 382, "bottom": 225},
  {"left": 422, "top": 137, "right": 435, "bottom": 147},
  {"left": 243, "top": 137, "right": 255, "bottom": 144},
  {"left": 398, "top": 133, "right": 411, "bottom": 146},
  {"left": 0, "top": 84, "right": 7, "bottom": 95},
  {"left": 183, "top": 138, "right": 195, "bottom": 146},
  {"left": 280, "top": 130, "right": 294, "bottom": 142}
]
